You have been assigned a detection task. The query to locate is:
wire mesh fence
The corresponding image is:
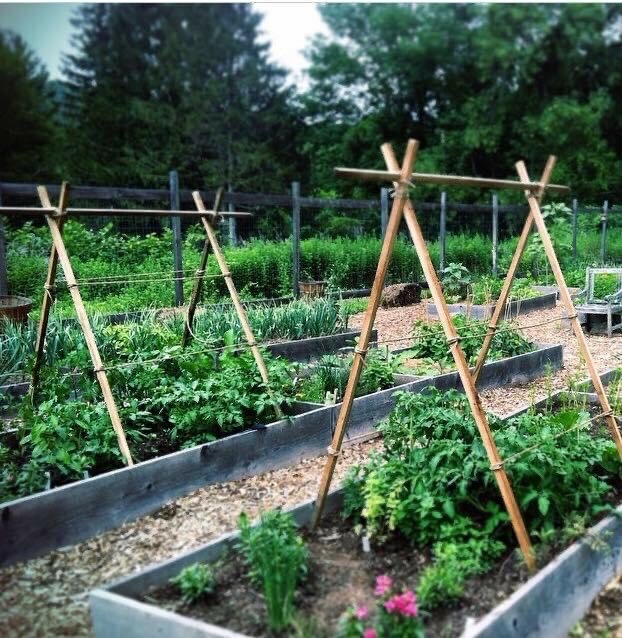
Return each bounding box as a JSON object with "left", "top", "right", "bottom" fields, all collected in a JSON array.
[{"left": 1, "top": 176, "right": 621, "bottom": 318}]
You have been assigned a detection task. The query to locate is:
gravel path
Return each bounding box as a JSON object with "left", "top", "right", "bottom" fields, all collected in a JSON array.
[{"left": 1, "top": 300, "right": 621, "bottom": 637}]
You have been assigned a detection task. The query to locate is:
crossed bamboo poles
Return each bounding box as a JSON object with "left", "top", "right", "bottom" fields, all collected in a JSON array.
[
  {"left": 2, "top": 185, "right": 268, "bottom": 466},
  {"left": 312, "top": 139, "right": 622, "bottom": 570}
]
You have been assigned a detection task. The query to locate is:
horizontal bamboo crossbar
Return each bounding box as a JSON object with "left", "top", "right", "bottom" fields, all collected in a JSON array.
[
  {"left": 0, "top": 206, "right": 253, "bottom": 219},
  {"left": 335, "top": 168, "right": 570, "bottom": 194}
]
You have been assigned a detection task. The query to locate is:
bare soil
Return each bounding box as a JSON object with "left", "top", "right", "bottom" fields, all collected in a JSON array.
[
  {"left": 1, "top": 300, "right": 621, "bottom": 637},
  {"left": 144, "top": 513, "right": 530, "bottom": 638},
  {"left": 573, "top": 575, "right": 622, "bottom": 637}
]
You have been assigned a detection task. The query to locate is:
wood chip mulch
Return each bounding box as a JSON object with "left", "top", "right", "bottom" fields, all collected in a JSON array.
[{"left": 1, "top": 300, "right": 621, "bottom": 637}]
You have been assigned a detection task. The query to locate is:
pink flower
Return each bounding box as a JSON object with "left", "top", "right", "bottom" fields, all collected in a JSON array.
[
  {"left": 362, "top": 629, "right": 377, "bottom": 638},
  {"left": 383, "top": 590, "right": 418, "bottom": 617},
  {"left": 374, "top": 574, "right": 393, "bottom": 596},
  {"left": 355, "top": 606, "right": 369, "bottom": 620},
  {"left": 384, "top": 597, "right": 397, "bottom": 612}
]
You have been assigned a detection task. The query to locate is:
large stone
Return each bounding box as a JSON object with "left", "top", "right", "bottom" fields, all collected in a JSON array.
[{"left": 381, "top": 282, "right": 421, "bottom": 308}]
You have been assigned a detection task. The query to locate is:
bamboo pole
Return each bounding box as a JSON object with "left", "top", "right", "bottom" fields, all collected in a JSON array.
[
  {"left": 30, "top": 183, "right": 70, "bottom": 401},
  {"left": 67, "top": 207, "right": 252, "bottom": 218},
  {"left": 471, "top": 157, "right": 556, "bottom": 384},
  {"left": 311, "top": 139, "right": 419, "bottom": 529},
  {"left": 182, "top": 187, "right": 224, "bottom": 347},
  {"left": 382, "top": 145, "right": 535, "bottom": 570},
  {"left": 192, "top": 191, "right": 284, "bottom": 419},
  {"left": 516, "top": 162, "right": 622, "bottom": 458},
  {"left": 0, "top": 206, "right": 252, "bottom": 219},
  {"left": 334, "top": 167, "right": 570, "bottom": 194},
  {"left": 35, "top": 186, "right": 134, "bottom": 466}
]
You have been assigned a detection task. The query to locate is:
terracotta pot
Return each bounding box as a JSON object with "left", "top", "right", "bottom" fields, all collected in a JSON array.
[
  {"left": 0, "top": 295, "right": 33, "bottom": 325},
  {"left": 299, "top": 280, "right": 326, "bottom": 299}
]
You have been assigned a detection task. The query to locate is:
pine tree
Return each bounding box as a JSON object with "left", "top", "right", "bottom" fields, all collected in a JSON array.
[
  {"left": 0, "top": 30, "right": 57, "bottom": 181},
  {"left": 61, "top": 4, "right": 304, "bottom": 191}
]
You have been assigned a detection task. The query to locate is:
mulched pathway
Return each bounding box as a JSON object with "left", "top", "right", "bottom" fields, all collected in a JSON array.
[{"left": 1, "top": 300, "right": 621, "bottom": 637}]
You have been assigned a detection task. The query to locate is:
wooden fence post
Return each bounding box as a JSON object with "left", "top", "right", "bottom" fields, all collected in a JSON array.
[
  {"left": 492, "top": 193, "right": 499, "bottom": 276},
  {"left": 571, "top": 198, "right": 578, "bottom": 260},
  {"left": 227, "top": 185, "right": 237, "bottom": 245},
  {"left": 439, "top": 191, "right": 447, "bottom": 272},
  {"left": 169, "top": 170, "right": 183, "bottom": 306},
  {"left": 600, "top": 199, "right": 608, "bottom": 264},
  {"left": 0, "top": 190, "right": 8, "bottom": 295},
  {"left": 292, "top": 181, "right": 301, "bottom": 298},
  {"left": 380, "top": 187, "right": 389, "bottom": 238}
]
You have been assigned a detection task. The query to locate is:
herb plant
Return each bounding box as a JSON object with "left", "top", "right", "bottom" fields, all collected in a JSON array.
[
  {"left": 171, "top": 563, "right": 215, "bottom": 604},
  {"left": 440, "top": 262, "right": 471, "bottom": 301},
  {"left": 238, "top": 510, "right": 308, "bottom": 633},
  {"left": 296, "top": 349, "right": 394, "bottom": 404}
]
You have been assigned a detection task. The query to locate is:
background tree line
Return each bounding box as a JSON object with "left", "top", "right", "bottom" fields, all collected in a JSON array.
[{"left": 2, "top": 3, "right": 622, "bottom": 206}]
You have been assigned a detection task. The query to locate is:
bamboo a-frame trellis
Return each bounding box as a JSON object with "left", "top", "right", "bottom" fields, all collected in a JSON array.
[
  {"left": 312, "top": 139, "right": 622, "bottom": 570},
  {"left": 0, "top": 183, "right": 277, "bottom": 465}
]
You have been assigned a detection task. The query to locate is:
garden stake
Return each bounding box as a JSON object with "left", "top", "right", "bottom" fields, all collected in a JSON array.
[
  {"left": 381, "top": 144, "right": 535, "bottom": 570},
  {"left": 192, "top": 191, "right": 284, "bottom": 418},
  {"left": 311, "top": 143, "right": 580, "bottom": 570},
  {"left": 182, "top": 186, "right": 224, "bottom": 347},
  {"left": 311, "top": 139, "right": 419, "bottom": 530},
  {"left": 34, "top": 185, "right": 134, "bottom": 466},
  {"left": 29, "top": 182, "right": 69, "bottom": 402},
  {"left": 471, "top": 156, "right": 556, "bottom": 383},
  {"left": 334, "top": 167, "right": 569, "bottom": 194},
  {"left": 516, "top": 162, "right": 622, "bottom": 458}
]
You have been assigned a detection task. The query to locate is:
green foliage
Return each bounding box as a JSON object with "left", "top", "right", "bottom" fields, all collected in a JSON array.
[
  {"left": 238, "top": 510, "right": 308, "bottom": 633},
  {"left": 469, "top": 275, "right": 538, "bottom": 305},
  {"left": 416, "top": 538, "right": 504, "bottom": 609},
  {"left": 401, "top": 314, "right": 533, "bottom": 375},
  {"left": 0, "top": 317, "right": 299, "bottom": 501},
  {"left": 171, "top": 563, "right": 215, "bottom": 604},
  {"left": 0, "top": 30, "right": 58, "bottom": 181},
  {"left": 297, "top": 349, "right": 394, "bottom": 404},
  {"left": 342, "top": 388, "right": 619, "bottom": 605},
  {"left": 303, "top": 4, "right": 622, "bottom": 202},
  {"left": 6, "top": 220, "right": 622, "bottom": 311},
  {"left": 62, "top": 4, "right": 303, "bottom": 190},
  {"left": 592, "top": 273, "right": 619, "bottom": 299},
  {"left": 186, "top": 298, "right": 343, "bottom": 343},
  {"left": 440, "top": 263, "right": 471, "bottom": 301},
  {"left": 339, "top": 297, "right": 369, "bottom": 318}
]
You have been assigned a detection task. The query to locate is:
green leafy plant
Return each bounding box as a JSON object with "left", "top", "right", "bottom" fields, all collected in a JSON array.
[
  {"left": 416, "top": 538, "right": 504, "bottom": 609},
  {"left": 400, "top": 314, "right": 533, "bottom": 375},
  {"left": 342, "top": 388, "right": 620, "bottom": 607},
  {"left": 171, "top": 563, "right": 215, "bottom": 603},
  {"left": 440, "top": 262, "right": 471, "bottom": 302},
  {"left": 296, "top": 349, "right": 394, "bottom": 404},
  {"left": 238, "top": 510, "right": 308, "bottom": 633},
  {"left": 0, "top": 319, "right": 297, "bottom": 501}
]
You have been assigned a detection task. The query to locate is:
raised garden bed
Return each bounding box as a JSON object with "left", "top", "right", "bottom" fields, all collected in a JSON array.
[
  {"left": 89, "top": 385, "right": 622, "bottom": 638},
  {"left": 0, "top": 342, "right": 562, "bottom": 567},
  {"left": 0, "top": 329, "right": 377, "bottom": 399},
  {"left": 427, "top": 290, "right": 557, "bottom": 319}
]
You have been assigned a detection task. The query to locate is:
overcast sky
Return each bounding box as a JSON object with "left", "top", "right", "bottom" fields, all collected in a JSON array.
[{"left": 0, "top": 2, "right": 329, "bottom": 82}]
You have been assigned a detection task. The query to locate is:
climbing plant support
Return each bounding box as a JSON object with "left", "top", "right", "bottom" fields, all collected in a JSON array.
[
  {"left": 311, "top": 139, "right": 622, "bottom": 571},
  {"left": 0, "top": 184, "right": 253, "bottom": 465}
]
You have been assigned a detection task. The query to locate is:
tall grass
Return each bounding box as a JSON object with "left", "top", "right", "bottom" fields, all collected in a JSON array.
[{"left": 6, "top": 219, "right": 622, "bottom": 316}]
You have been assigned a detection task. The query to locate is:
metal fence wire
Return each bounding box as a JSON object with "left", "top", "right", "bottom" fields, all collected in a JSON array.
[{"left": 0, "top": 177, "right": 620, "bottom": 307}]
